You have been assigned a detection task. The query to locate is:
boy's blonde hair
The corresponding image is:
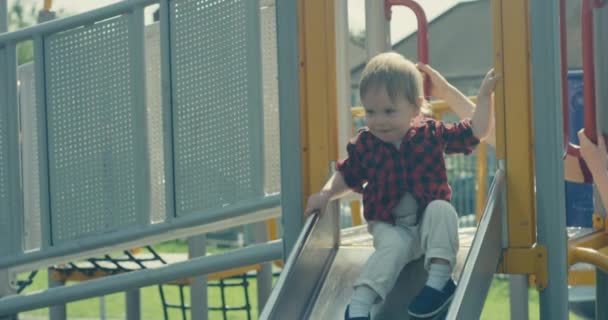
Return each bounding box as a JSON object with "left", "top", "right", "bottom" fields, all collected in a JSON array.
[{"left": 359, "top": 52, "right": 432, "bottom": 116}]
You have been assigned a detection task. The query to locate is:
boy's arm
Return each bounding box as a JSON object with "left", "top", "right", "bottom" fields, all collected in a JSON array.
[
  {"left": 587, "top": 160, "right": 608, "bottom": 208},
  {"left": 564, "top": 152, "right": 586, "bottom": 182},
  {"left": 471, "top": 69, "right": 499, "bottom": 141},
  {"left": 304, "top": 171, "right": 351, "bottom": 217},
  {"left": 579, "top": 130, "right": 608, "bottom": 208},
  {"left": 320, "top": 171, "right": 351, "bottom": 200},
  {"left": 305, "top": 135, "right": 366, "bottom": 216},
  {"left": 418, "top": 63, "right": 497, "bottom": 146},
  {"left": 417, "top": 63, "right": 475, "bottom": 119}
]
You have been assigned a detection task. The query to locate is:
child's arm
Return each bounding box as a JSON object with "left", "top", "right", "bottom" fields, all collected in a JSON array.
[
  {"left": 578, "top": 130, "right": 608, "bottom": 208},
  {"left": 305, "top": 134, "right": 368, "bottom": 217},
  {"left": 304, "top": 172, "right": 351, "bottom": 217},
  {"left": 471, "top": 69, "right": 499, "bottom": 141},
  {"left": 417, "top": 63, "right": 476, "bottom": 119},
  {"left": 417, "top": 64, "right": 498, "bottom": 145}
]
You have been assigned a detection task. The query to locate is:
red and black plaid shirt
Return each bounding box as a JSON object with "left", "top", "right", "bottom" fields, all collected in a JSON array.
[{"left": 337, "top": 118, "right": 480, "bottom": 224}]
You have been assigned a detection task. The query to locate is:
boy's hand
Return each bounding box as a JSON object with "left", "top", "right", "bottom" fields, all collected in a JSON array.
[
  {"left": 416, "top": 63, "right": 451, "bottom": 100},
  {"left": 579, "top": 129, "right": 608, "bottom": 169},
  {"left": 478, "top": 69, "right": 499, "bottom": 98},
  {"left": 304, "top": 192, "right": 331, "bottom": 218}
]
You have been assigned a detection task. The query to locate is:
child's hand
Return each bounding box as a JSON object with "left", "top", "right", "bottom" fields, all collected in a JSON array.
[
  {"left": 416, "top": 63, "right": 451, "bottom": 100},
  {"left": 578, "top": 129, "right": 608, "bottom": 169},
  {"left": 478, "top": 69, "right": 499, "bottom": 98},
  {"left": 304, "top": 192, "right": 331, "bottom": 218}
]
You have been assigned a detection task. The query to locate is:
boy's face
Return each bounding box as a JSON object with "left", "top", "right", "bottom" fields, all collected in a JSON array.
[{"left": 362, "top": 85, "right": 420, "bottom": 146}]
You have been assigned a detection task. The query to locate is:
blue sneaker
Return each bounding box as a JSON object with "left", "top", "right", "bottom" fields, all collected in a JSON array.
[
  {"left": 408, "top": 279, "right": 456, "bottom": 318},
  {"left": 344, "top": 305, "right": 370, "bottom": 320}
]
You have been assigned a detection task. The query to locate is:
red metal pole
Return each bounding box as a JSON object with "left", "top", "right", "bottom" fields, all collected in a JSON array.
[
  {"left": 582, "top": 0, "right": 598, "bottom": 144},
  {"left": 560, "top": 0, "right": 575, "bottom": 157},
  {"left": 384, "top": 0, "right": 430, "bottom": 97}
]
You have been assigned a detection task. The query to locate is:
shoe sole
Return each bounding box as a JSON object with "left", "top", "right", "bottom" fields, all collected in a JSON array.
[{"left": 407, "top": 294, "right": 454, "bottom": 318}]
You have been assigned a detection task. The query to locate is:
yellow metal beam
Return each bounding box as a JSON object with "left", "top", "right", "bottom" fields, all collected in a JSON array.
[
  {"left": 568, "top": 231, "right": 608, "bottom": 272},
  {"left": 498, "top": 246, "right": 548, "bottom": 290},
  {"left": 492, "top": 0, "right": 537, "bottom": 248},
  {"left": 44, "top": 0, "right": 53, "bottom": 11},
  {"left": 568, "top": 269, "right": 596, "bottom": 286},
  {"left": 298, "top": 0, "right": 338, "bottom": 199}
]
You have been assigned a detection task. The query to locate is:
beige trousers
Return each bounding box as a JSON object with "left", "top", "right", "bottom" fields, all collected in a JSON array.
[{"left": 353, "top": 193, "right": 459, "bottom": 300}]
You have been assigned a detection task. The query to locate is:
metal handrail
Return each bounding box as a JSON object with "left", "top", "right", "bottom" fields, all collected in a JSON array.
[
  {"left": 2, "top": 196, "right": 280, "bottom": 272},
  {"left": 562, "top": 0, "right": 600, "bottom": 183},
  {"left": 0, "top": 240, "right": 283, "bottom": 317},
  {"left": 0, "top": 0, "right": 157, "bottom": 46}
]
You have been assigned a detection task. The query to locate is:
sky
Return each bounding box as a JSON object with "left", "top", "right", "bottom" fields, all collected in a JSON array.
[{"left": 8, "top": 0, "right": 465, "bottom": 43}]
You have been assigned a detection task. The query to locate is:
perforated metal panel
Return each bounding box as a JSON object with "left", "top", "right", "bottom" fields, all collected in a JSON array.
[
  {"left": 0, "top": 49, "right": 11, "bottom": 256},
  {"left": 45, "top": 17, "right": 141, "bottom": 244},
  {"left": 144, "top": 23, "right": 167, "bottom": 223},
  {"left": 18, "top": 63, "right": 42, "bottom": 251},
  {"left": 170, "top": 0, "right": 264, "bottom": 216},
  {"left": 261, "top": 0, "right": 281, "bottom": 195}
]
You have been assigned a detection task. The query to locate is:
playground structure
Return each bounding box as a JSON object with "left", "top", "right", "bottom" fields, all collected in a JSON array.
[{"left": 0, "top": 0, "right": 605, "bottom": 320}]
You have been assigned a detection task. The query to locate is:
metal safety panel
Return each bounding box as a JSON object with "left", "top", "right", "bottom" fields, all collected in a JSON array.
[
  {"left": 18, "top": 63, "right": 43, "bottom": 251},
  {"left": 170, "top": 0, "right": 264, "bottom": 216},
  {"left": 45, "top": 16, "right": 144, "bottom": 244},
  {"left": 0, "top": 48, "right": 12, "bottom": 256},
  {"left": 144, "top": 23, "right": 168, "bottom": 224},
  {"left": 260, "top": 0, "right": 280, "bottom": 195}
]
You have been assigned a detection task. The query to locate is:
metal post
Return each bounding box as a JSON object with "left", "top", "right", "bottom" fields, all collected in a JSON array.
[
  {"left": 125, "top": 3, "right": 146, "bottom": 319},
  {"left": 275, "top": 0, "right": 303, "bottom": 257},
  {"left": 100, "top": 296, "right": 106, "bottom": 320},
  {"left": 365, "top": 0, "right": 390, "bottom": 58},
  {"left": 48, "top": 269, "right": 67, "bottom": 320},
  {"left": 189, "top": 235, "right": 208, "bottom": 320},
  {"left": 508, "top": 275, "right": 529, "bottom": 319},
  {"left": 0, "top": 270, "right": 16, "bottom": 320},
  {"left": 335, "top": 0, "right": 351, "bottom": 159},
  {"left": 594, "top": 4, "right": 608, "bottom": 320},
  {"left": 530, "top": 1, "right": 569, "bottom": 319},
  {"left": 598, "top": 269, "right": 608, "bottom": 319},
  {"left": 254, "top": 222, "right": 273, "bottom": 312},
  {"left": 125, "top": 290, "right": 140, "bottom": 320},
  {"left": 0, "top": 0, "right": 7, "bottom": 33}
]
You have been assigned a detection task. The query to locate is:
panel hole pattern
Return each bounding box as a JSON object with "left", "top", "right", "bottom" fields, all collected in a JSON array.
[
  {"left": 18, "top": 63, "right": 43, "bottom": 251},
  {"left": 171, "top": 0, "right": 260, "bottom": 215},
  {"left": 45, "top": 16, "right": 139, "bottom": 244},
  {"left": 260, "top": 1, "right": 280, "bottom": 195},
  {"left": 144, "top": 23, "right": 167, "bottom": 223}
]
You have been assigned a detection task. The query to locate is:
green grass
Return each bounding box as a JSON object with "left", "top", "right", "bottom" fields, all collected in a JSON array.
[
  {"left": 20, "top": 268, "right": 263, "bottom": 320},
  {"left": 16, "top": 240, "right": 586, "bottom": 320},
  {"left": 18, "top": 271, "right": 586, "bottom": 319},
  {"left": 481, "top": 278, "right": 584, "bottom": 320}
]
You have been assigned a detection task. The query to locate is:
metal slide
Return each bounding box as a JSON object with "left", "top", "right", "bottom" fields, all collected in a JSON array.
[{"left": 260, "top": 170, "right": 505, "bottom": 320}]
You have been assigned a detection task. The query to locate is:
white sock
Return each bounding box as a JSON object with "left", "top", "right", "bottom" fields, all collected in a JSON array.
[
  {"left": 349, "top": 285, "right": 377, "bottom": 317},
  {"left": 426, "top": 263, "right": 452, "bottom": 291}
]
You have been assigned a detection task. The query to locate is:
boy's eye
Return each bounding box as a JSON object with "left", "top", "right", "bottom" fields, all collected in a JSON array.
[
  {"left": 365, "top": 110, "right": 374, "bottom": 115},
  {"left": 385, "top": 109, "right": 395, "bottom": 114}
]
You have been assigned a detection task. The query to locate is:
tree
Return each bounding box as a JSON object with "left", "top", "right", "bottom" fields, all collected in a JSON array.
[
  {"left": 8, "top": 0, "right": 38, "bottom": 64},
  {"left": 8, "top": 0, "right": 64, "bottom": 65}
]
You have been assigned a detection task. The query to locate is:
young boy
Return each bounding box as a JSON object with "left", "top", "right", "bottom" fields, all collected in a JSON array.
[{"left": 304, "top": 52, "right": 498, "bottom": 319}]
